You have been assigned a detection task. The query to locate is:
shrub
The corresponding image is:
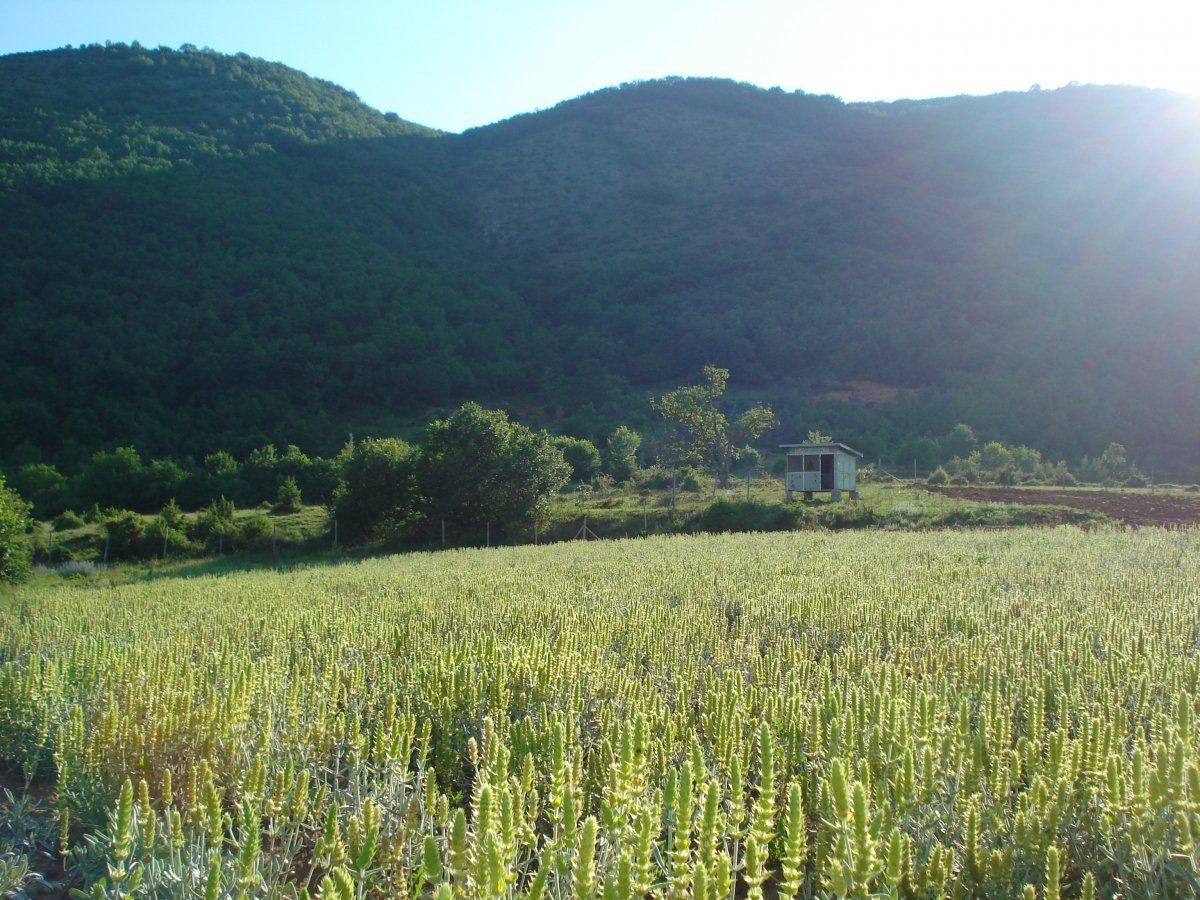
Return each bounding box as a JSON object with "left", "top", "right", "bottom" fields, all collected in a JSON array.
[
  {"left": 554, "top": 437, "right": 602, "bottom": 483},
  {"left": 699, "top": 500, "right": 800, "bottom": 533},
  {"left": 148, "top": 500, "right": 192, "bottom": 556},
  {"left": 53, "top": 509, "right": 86, "bottom": 531},
  {"left": 926, "top": 466, "right": 950, "bottom": 486},
  {"left": 102, "top": 510, "right": 151, "bottom": 559},
  {"left": 817, "top": 502, "right": 876, "bottom": 529},
  {"left": 603, "top": 426, "right": 641, "bottom": 482},
  {"left": 238, "top": 512, "right": 274, "bottom": 549},
  {"left": 274, "top": 476, "right": 302, "bottom": 513},
  {"left": 194, "top": 496, "right": 237, "bottom": 550},
  {"left": 0, "top": 475, "right": 33, "bottom": 583},
  {"left": 1124, "top": 469, "right": 1150, "bottom": 488}
]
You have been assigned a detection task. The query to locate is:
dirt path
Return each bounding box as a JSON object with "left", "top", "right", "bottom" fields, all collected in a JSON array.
[{"left": 927, "top": 486, "right": 1200, "bottom": 527}]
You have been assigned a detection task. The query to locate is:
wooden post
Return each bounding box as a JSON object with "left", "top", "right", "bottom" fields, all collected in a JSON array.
[{"left": 272, "top": 524, "right": 276, "bottom": 556}]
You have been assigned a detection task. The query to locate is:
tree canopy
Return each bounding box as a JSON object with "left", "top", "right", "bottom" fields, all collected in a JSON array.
[
  {"left": 419, "top": 403, "right": 570, "bottom": 539},
  {"left": 653, "top": 366, "right": 777, "bottom": 488}
]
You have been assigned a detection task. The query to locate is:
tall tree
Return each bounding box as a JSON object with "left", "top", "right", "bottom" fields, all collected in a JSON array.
[
  {"left": 332, "top": 438, "right": 423, "bottom": 542},
  {"left": 653, "top": 366, "right": 776, "bottom": 488},
  {"left": 419, "top": 403, "right": 570, "bottom": 539},
  {"left": 603, "top": 426, "right": 642, "bottom": 482}
]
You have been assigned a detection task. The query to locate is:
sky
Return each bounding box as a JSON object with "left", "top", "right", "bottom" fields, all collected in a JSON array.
[{"left": 2, "top": 0, "right": 1198, "bottom": 133}]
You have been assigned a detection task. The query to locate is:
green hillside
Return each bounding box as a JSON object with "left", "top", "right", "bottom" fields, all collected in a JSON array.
[
  {"left": 458, "top": 79, "right": 1200, "bottom": 469},
  {"left": 0, "top": 44, "right": 545, "bottom": 459},
  {"left": 3, "top": 45, "right": 1199, "bottom": 476}
]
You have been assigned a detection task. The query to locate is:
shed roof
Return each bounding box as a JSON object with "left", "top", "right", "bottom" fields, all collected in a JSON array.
[{"left": 779, "top": 442, "right": 863, "bottom": 458}]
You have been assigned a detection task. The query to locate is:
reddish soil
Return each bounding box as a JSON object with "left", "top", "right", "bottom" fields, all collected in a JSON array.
[
  {"left": 815, "top": 379, "right": 920, "bottom": 404},
  {"left": 927, "top": 486, "right": 1200, "bottom": 527}
]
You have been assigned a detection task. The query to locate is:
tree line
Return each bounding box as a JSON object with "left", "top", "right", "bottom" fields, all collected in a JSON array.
[{"left": 1, "top": 366, "right": 1173, "bottom": 583}]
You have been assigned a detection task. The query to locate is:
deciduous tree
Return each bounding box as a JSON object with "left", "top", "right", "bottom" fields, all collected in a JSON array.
[
  {"left": 653, "top": 366, "right": 776, "bottom": 489},
  {"left": 419, "top": 403, "right": 569, "bottom": 539}
]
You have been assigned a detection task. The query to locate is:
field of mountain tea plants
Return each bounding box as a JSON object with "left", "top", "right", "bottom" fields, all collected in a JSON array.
[{"left": 1, "top": 526, "right": 1199, "bottom": 898}]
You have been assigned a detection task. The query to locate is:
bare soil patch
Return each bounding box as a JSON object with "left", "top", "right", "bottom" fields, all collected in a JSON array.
[
  {"left": 815, "top": 379, "right": 920, "bottom": 404},
  {"left": 927, "top": 486, "right": 1200, "bottom": 527}
]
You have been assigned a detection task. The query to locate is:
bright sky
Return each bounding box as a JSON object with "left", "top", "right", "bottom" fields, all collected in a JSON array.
[{"left": 2, "top": 0, "right": 1198, "bottom": 132}]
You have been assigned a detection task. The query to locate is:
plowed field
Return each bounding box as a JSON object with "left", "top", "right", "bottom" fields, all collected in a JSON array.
[{"left": 928, "top": 486, "right": 1200, "bottom": 526}]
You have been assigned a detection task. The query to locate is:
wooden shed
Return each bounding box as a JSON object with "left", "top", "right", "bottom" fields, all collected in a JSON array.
[{"left": 781, "top": 442, "right": 863, "bottom": 501}]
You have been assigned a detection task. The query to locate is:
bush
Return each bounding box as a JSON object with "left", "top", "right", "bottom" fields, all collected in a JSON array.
[
  {"left": 194, "top": 496, "right": 237, "bottom": 551},
  {"left": 11, "top": 463, "right": 68, "bottom": 519},
  {"left": 237, "top": 512, "right": 274, "bottom": 549},
  {"left": 926, "top": 466, "right": 950, "bottom": 486},
  {"left": 102, "top": 510, "right": 151, "bottom": 559},
  {"left": 148, "top": 500, "right": 192, "bottom": 556},
  {"left": 0, "top": 475, "right": 33, "bottom": 583},
  {"left": 1124, "top": 469, "right": 1150, "bottom": 488},
  {"left": 699, "top": 500, "right": 800, "bottom": 533},
  {"left": 554, "top": 437, "right": 602, "bottom": 483},
  {"left": 949, "top": 475, "right": 970, "bottom": 486},
  {"left": 603, "top": 426, "right": 641, "bottom": 482},
  {"left": 274, "top": 476, "right": 302, "bottom": 513},
  {"left": 816, "top": 503, "right": 876, "bottom": 529},
  {"left": 53, "top": 509, "right": 86, "bottom": 530}
]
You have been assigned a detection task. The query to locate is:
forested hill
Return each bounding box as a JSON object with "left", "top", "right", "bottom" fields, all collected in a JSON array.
[{"left": 3, "top": 45, "right": 1200, "bottom": 477}]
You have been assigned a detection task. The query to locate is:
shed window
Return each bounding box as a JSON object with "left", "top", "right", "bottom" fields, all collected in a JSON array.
[{"left": 804, "top": 455, "right": 820, "bottom": 472}]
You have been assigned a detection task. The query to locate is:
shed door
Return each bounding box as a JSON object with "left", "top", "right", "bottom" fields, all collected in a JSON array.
[{"left": 820, "top": 454, "right": 834, "bottom": 491}]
